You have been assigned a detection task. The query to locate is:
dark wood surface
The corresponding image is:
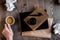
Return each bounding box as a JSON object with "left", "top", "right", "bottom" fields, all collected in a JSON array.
[{"left": 0, "top": 0, "right": 51, "bottom": 40}]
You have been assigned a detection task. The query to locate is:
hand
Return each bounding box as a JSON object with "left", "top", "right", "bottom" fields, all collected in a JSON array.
[{"left": 2, "top": 24, "right": 13, "bottom": 40}]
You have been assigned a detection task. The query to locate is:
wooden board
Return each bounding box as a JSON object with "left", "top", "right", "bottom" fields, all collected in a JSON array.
[
  {"left": 22, "top": 18, "right": 53, "bottom": 38},
  {"left": 24, "top": 8, "right": 48, "bottom": 30}
]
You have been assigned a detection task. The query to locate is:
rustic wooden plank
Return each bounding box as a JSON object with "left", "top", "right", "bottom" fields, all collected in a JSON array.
[{"left": 0, "top": 0, "right": 51, "bottom": 40}]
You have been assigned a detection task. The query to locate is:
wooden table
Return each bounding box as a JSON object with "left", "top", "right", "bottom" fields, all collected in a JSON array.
[{"left": 0, "top": 0, "right": 52, "bottom": 40}]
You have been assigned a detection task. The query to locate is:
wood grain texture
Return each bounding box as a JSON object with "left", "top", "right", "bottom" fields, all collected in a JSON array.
[{"left": 0, "top": 0, "right": 52, "bottom": 40}]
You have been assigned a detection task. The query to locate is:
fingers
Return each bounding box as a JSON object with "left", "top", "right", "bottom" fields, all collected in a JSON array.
[
  {"left": 5, "top": 24, "right": 9, "bottom": 31},
  {"left": 7, "top": 24, "right": 11, "bottom": 30},
  {"left": 2, "top": 23, "right": 13, "bottom": 39},
  {"left": 6, "top": 23, "right": 13, "bottom": 33},
  {"left": 5, "top": 23, "right": 13, "bottom": 32},
  {"left": 2, "top": 24, "right": 9, "bottom": 35}
]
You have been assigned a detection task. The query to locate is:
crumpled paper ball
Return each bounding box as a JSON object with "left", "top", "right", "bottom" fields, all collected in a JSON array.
[
  {"left": 53, "top": 23, "right": 60, "bottom": 35},
  {"left": 5, "top": 0, "right": 17, "bottom": 11}
]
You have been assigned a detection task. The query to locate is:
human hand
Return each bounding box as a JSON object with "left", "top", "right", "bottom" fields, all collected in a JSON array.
[{"left": 2, "top": 24, "right": 13, "bottom": 40}]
